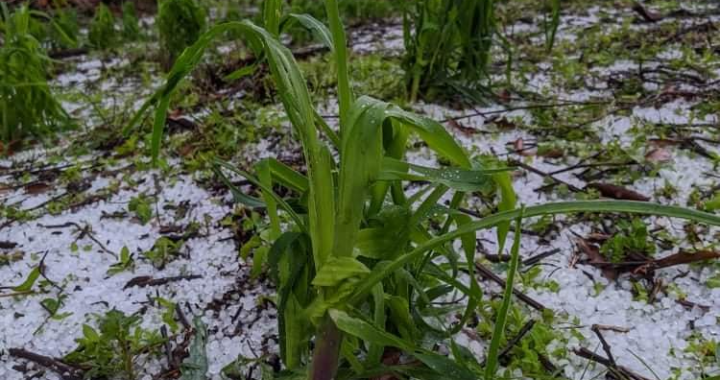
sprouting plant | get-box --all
[65,310,164,380]
[128,195,153,225]
[402,0,498,102]
[143,237,183,268]
[88,3,117,50]
[122,1,141,41]
[107,246,135,275]
[0,4,68,147]
[157,0,206,70]
[125,0,720,378]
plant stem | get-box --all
[324,0,353,131]
[310,315,343,380]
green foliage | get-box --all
[143,237,183,268]
[127,0,720,378]
[290,0,399,23]
[543,0,561,52]
[122,1,141,41]
[89,4,117,49]
[107,246,135,275]
[600,218,656,262]
[157,0,206,69]
[403,0,497,102]
[65,310,164,380]
[0,4,68,146]
[128,195,153,225]
[50,7,79,49]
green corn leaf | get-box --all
[356,206,411,259]
[493,170,517,255]
[332,96,388,258]
[485,210,523,379]
[367,284,386,366]
[262,0,282,36]
[223,64,256,82]
[386,106,471,168]
[282,13,334,51]
[257,160,281,239]
[268,232,305,284]
[215,160,306,232]
[330,310,477,380]
[386,295,417,341]
[312,257,370,287]
[378,157,501,192]
[412,353,478,380]
[264,158,309,193]
[283,293,309,369]
[351,200,720,302]
[329,309,412,351]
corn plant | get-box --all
[122,1,141,41]
[156,0,206,70]
[0,4,68,147]
[544,0,561,52]
[403,0,496,102]
[49,7,79,49]
[88,3,117,49]
[127,0,720,378]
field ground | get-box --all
[2,1,720,379]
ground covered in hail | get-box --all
[2,1,720,380]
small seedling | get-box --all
[143,237,182,268]
[128,195,153,225]
[65,310,164,380]
[107,246,134,275]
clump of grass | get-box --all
[157,0,206,70]
[0,4,68,149]
[89,3,117,49]
[403,0,497,102]
[127,0,720,378]
[122,1,141,41]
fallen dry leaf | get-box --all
[24,182,52,195]
[586,183,650,201]
[576,238,617,280]
[632,2,663,22]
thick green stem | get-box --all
[310,316,343,380]
[324,0,353,131]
